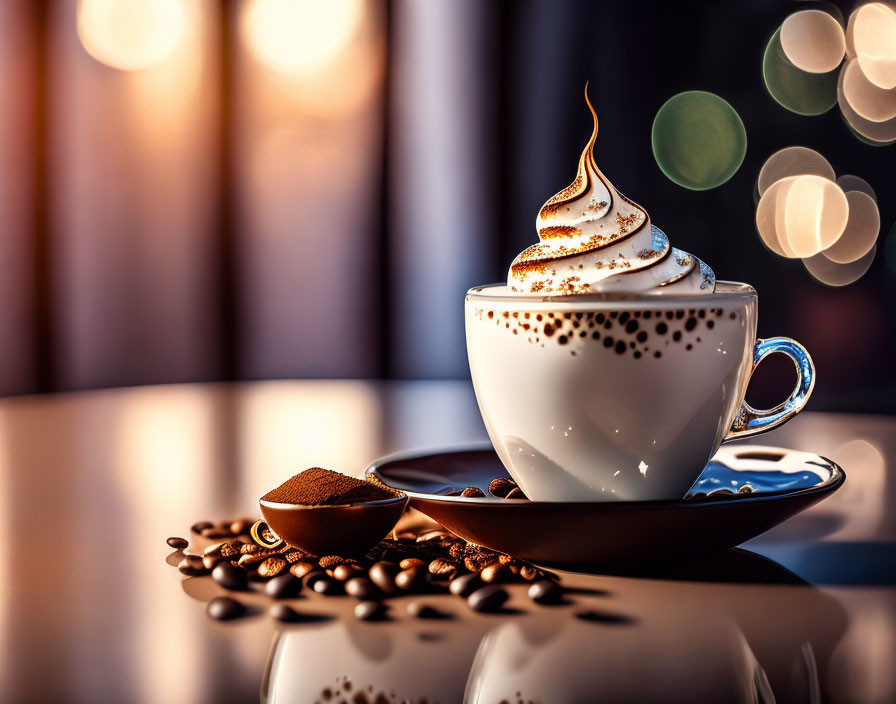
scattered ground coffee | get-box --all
[261,467,394,506]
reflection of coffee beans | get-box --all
[354,600,387,622]
[206,596,246,621]
[212,562,248,591]
[528,579,563,605]
[467,585,509,613]
[265,574,301,599]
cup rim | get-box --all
[466,280,755,307]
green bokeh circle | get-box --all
[651,90,747,191]
[762,27,838,116]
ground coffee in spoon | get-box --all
[262,467,394,506]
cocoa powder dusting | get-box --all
[262,467,394,506]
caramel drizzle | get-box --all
[539,85,603,220]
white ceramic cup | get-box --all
[465,281,814,502]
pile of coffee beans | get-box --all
[167,518,562,622]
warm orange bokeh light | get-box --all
[780,9,845,74]
[850,2,896,90]
[841,54,896,122]
[783,175,850,258]
[838,60,896,144]
[822,190,880,263]
[241,0,363,74]
[804,245,877,286]
[757,146,835,197]
[77,0,186,71]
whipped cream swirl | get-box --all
[508,90,715,296]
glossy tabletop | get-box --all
[2,381,895,703]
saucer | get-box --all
[365,444,844,566]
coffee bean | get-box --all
[203,555,224,571]
[219,541,242,558]
[283,550,308,564]
[368,562,399,595]
[528,579,563,605]
[269,604,303,622]
[178,556,208,576]
[345,577,380,600]
[505,488,528,500]
[229,518,253,535]
[449,573,483,597]
[394,567,430,592]
[258,557,288,578]
[319,555,350,569]
[480,563,509,584]
[312,577,343,596]
[488,477,517,498]
[238,552,271,568]
[399,558,425,570]
[166,537,188,549]
[201,527,232,539]
[212,561,248,591]
[290,562,316,579]
[406,602,446,619]
[203,542,226,557]
[448,542,466,560]
[467,585,509,613]
[354,601,387,622]
[302,570,327,589]
[265,574,302,599]
[333,564,365,581]
[416,530,452,543]
[428,559,458,578]
[461,487,485,497]
[239,543,260,555]
[206,596,246,621]
[191,521,213,534]
[519,565,540,581]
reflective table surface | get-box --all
[2,381,895,703]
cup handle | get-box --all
[250,519,284,550]
[725,337,815,441]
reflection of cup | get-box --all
[464,611,773,704]
[260,619,488,704]
[465,282,814,501]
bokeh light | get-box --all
[837,175,877,202]
[821,191,880,264]
[651,91,746,190]
[241,0,363,74]
[803,245,876,286]
[837,60,896,144]
[841,53,896,122]
[782,175,849,258]
[755,176,799,257]
[780,9,846,74]
[757,146,835,197]
[77,0,186,71]
[763,26,839,115]
[850,2,896,90]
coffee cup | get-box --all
[465,281,814,502]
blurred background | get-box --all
[0,0,894,412]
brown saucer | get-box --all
[365,444,845,566]
[259,494,408,556]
